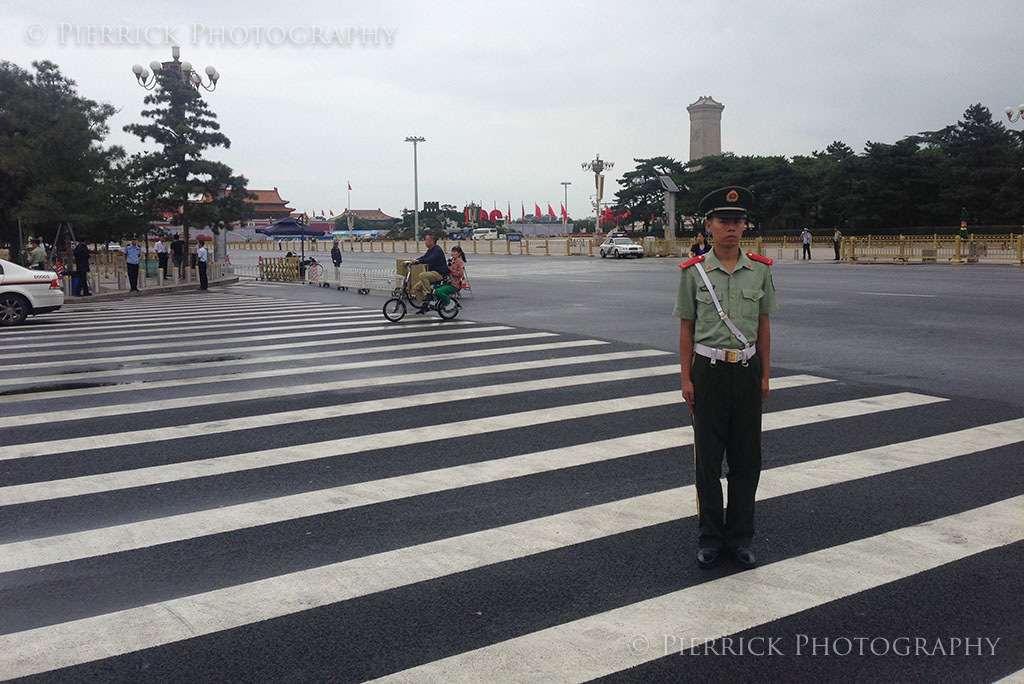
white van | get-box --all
[472,228,499,240]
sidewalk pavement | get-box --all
[66,275,239,302]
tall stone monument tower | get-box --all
[687,96,725,161]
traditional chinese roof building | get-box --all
[246,188,295,220]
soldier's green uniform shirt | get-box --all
[673,250,779,347]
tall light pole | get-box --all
[1006,104,1024,122]
[582,154,613,234]
[560,181,571,228]
[405,136,426,241]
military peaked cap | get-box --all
[698,186,753,219]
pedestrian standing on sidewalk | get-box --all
[331,240,343,267]
[675,186,779,571]
[197,238,209,290]
[170,234,184,277]
[73,240,92,296]
[801,228,812,259]
[832,227,842,261]
[125,237,142,291]
[154,236,169,276]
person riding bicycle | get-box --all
[408,233,449,310]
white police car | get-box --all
[599,237,644,259]
[0,258,65,326]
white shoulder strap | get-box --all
[693,263,750,347]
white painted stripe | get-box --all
[0,318,476,365]
[373,496,1024,684]
[0,332,554,388]
[1,300,362,336]
[2,359,672,458]
[0,339,614,406]
[0,388,935,505]
[7,383,983,577]
[0,311,385,352]
[0,472,1017,679]
[2,348,675,429]
[992,668,1024,684]
[856,291,937,298]
[0,325,516,373]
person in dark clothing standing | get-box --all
[170,234,185,277]
[408,233,448,309]
[73,240,92,296]
[197,238,209,290]
[331,240,343,267]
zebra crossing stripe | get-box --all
[0,325,518,373]
[1,387,978,574]
[371,495,1024,684]
[0,311,386,352]
[0,331,556,389]
[0,386,933,506]
[0,319,474,365]
[2,300,364,336]
[0,358,671,458]
[2,348,679,428]
[0,333,590,404]
[0,436,1018,681]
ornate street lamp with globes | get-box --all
[582,154,613,234]
[1005,104,1024,123]
[132,45,219,91]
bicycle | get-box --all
[383,265,460,322]
[301,257,328,287]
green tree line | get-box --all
[613,105,1024,235]
[0,59,252,262]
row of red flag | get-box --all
[473,203,569,223]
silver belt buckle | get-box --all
[725,349,739,363]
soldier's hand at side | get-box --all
[681,381,695,411]
[761,378,770,403]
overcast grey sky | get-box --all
[4,0,1022,219]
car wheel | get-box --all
[600,250,607,258]
[637,252,643,258]
[616,250,623,259]
[0,293,30,326]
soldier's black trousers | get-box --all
[691,354,763,550]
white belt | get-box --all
[694,343,756,364]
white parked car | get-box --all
[472,228,499,240]
[599,237,644,259]
[0,258,65,326]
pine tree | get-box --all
[124,59,251,251]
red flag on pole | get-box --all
[521,202,525,221]
[508,202,512,224]
[548,203,556,219]
[330,210,334,217]
[561,203,567,219]
[348,182,352,191]
[535,204,542,218]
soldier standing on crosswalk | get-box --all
[674,186,779,570]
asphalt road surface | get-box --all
[1,255,1021,683]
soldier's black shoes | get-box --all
[733,547,758,569]
[696,548,720,568]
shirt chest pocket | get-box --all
[741,288,764,319]
[695,290,721,322]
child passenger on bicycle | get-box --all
[448,246,467,290]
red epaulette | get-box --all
[679,254,705,269]
[747,252,773,265]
